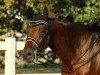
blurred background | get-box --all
[0,0,100,74]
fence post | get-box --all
[5,37,16,75]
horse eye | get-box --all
[41,30,46,34]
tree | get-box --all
[53,0,100,24]
[0,0,100,30]
[0,0,25,32]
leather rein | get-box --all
[62,34,100,73]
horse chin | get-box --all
[25,58,33,63]
[22,49,34,63]
[22,47,43,63]
[22,54,33,63]
[36,48,43,51]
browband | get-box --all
[29,20,49,27]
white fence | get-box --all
[0,37,61,75]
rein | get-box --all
[62,34,100,73]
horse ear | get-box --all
[44,6,48,20]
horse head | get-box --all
[22,20,50,62]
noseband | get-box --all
[26,20,50,50]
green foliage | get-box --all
[0,0,48,32]
[0,0,100,32]
[26,0,38,14]
[54,0,100,24]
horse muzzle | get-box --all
[22,48,36,63]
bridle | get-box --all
[25,19,57,64]
[26,20,50,50]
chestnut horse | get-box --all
[22,19,100,75]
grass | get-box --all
[17,63,61,68]
[0,63,61,74]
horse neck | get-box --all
[48,21,74,58]
[49,21,92,61]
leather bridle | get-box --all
[26,20,50,50]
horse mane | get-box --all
[52,19,100,33]
[53,20,72,26]
[52,20,83,26]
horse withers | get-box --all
[22,19,100,75]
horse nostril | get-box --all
[27,51,32,56]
